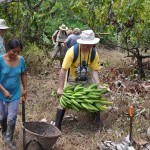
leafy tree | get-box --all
[0,0,87,48]
[71,0,150,78]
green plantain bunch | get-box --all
[59,83,112,112]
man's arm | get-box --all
[57,68,67,96]
[92,70,100,85]
[52,34,56,45]
[92,70,108,89]
[52,30,58,45]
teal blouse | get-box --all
[0,55,26,102]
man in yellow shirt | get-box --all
[55,30,101,130]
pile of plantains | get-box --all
[60,83,113,112]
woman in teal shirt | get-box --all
[0,39,27,149]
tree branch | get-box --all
[105,41,150,59]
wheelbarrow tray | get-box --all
[23,121,61,150]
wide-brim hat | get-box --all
[0,19,9,29]
[59,24,68,31]
[77,30,100,44]
[73,28,81,35]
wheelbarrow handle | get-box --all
[22,95,26,123]
[22,95,26,150]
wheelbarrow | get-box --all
[22,96,61,150]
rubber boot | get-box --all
[0,117,7,139]
[4,120,16,149]
[91,112,103,127]
[55,108,66,130]
[91,112,100,122]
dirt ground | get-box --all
[0,47,149,150]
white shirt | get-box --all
[0,36,6,56]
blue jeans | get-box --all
[0,100,20,122]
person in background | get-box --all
[55,30,101,130]
[0,19,9,56]
[0,39,27,149]
[67,29,73,36]
[51,24,68,64]
[64,28,81,50]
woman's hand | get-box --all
[22,89,27,100]
[4,90,12,99]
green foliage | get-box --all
[71,0,150,48]
[1,0,149,56]
[71,0,150,77]
[22,42,41,55]
[0,0,87,48]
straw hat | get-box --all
[59,24,68,31]
[77,30,100,44]
[0,19,9,29]
[73,28,81,35]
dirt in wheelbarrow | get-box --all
[0,47,149,150]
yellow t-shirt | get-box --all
[62,45,100,78]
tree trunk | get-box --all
[137,57,145,78]
[117,32,121,51]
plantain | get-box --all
[78,95,88,99]
[94,103,108,111]
[62,95,70,101]
[81,103,92,111]
[60,97,67,108]
[89,92,102,96]
[64,92,73,96]
[61,96,71,105]
[73,92,85,97]
[63,92,75,99]
[87,94,100,99]
[83,99,93,104]
[88,99,102,102]
[87,83,98,89]
[86,103,99,111]
[84,89,103,93]
[71,99,83,109]
[63,85,74,92]
[70,103,79,111]
[75,99,85,103]
[73,93,83,97]
[74,87,84,93]
[66,89,74,93]
[100,89,109,94]
[98,100,113,105]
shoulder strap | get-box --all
[54,30,59,42]
[56,30,59,36]
[73,44,96,63]
[90,48,96,63]
[65,31,68,37]
[73,43,79,63]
